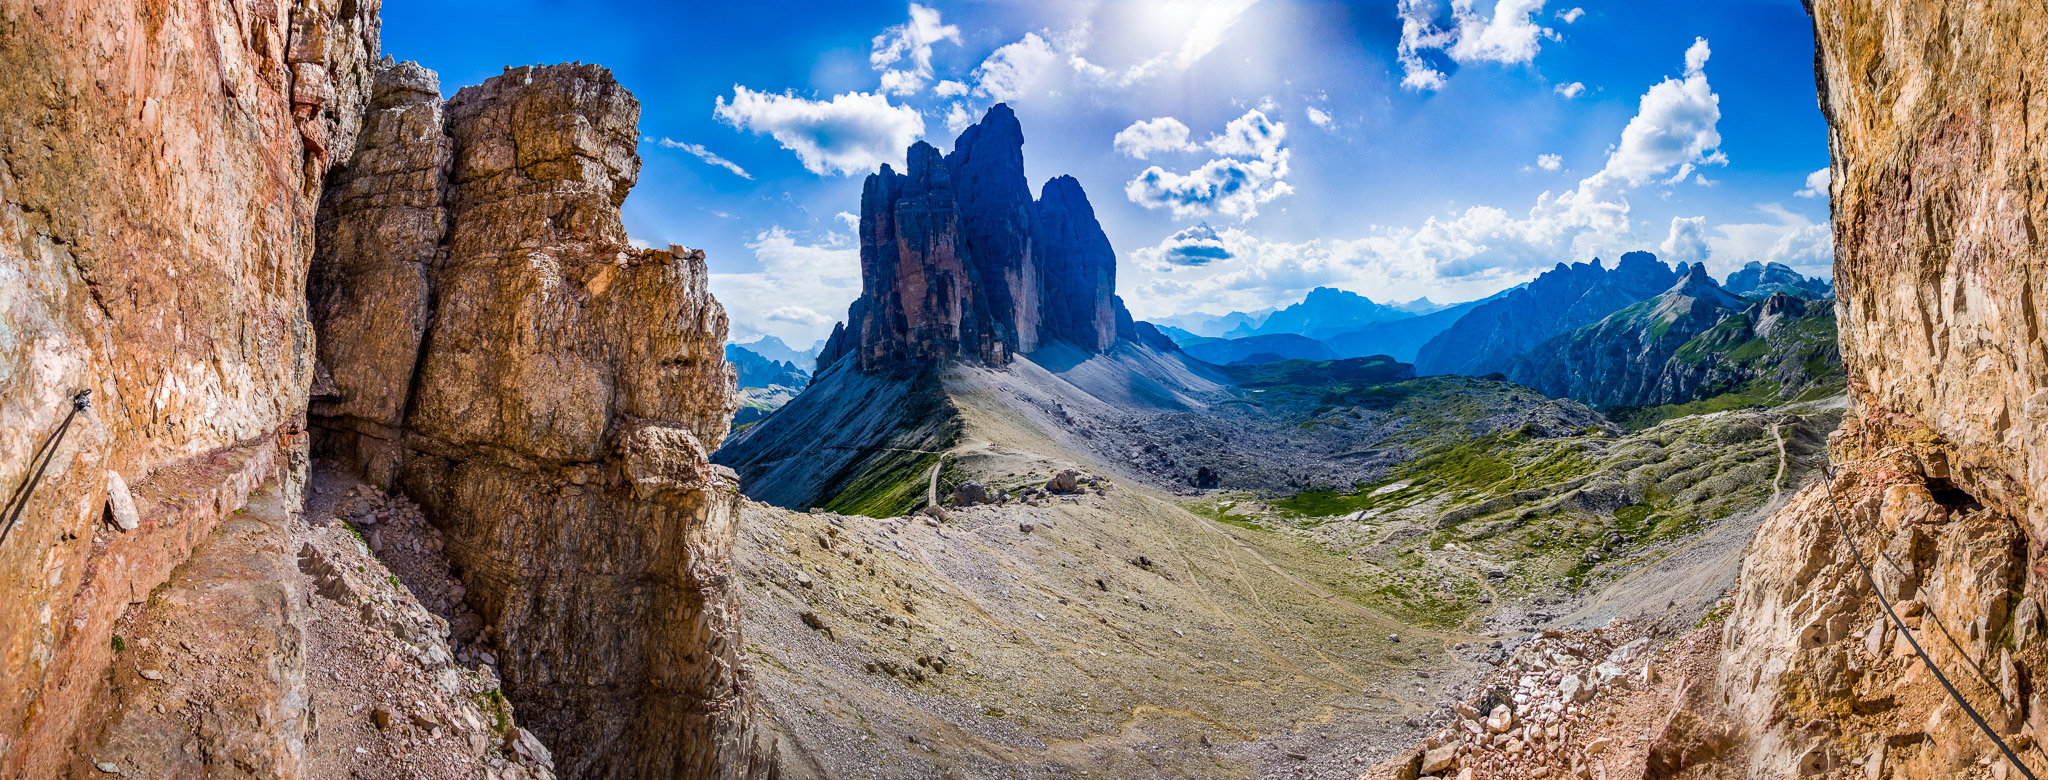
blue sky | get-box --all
[384,0,1830,348]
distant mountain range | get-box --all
[1144,256,1839,415]
[1180,333,1338,366]
[1507,263,1841,419]
[1724,260,1833,298]
[1154,291,1443,340]
[726,343,810,391]
[730,335,820,367]
[1413,251,1683,377]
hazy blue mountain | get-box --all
[1181,333,1340,366]
[1246,287,1408,341]
[1391,297,1451,315]
[1322,296,1490,362]
[1153,309,1275,338]
[726,343,810,390]
[1148,322,1201,344]
[732,335,816,367]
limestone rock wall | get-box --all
[309,59,450,488]
[0,0,378,773]
[1034,175,1120,353]
[819,103,1133,374]
[1680,1,2048,775]
[306,62,772,779]
[1816,0,2048,537]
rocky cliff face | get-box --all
[1660,2,2048,775]
[816,104,1133,373]
[307,62,773,779]
[0,0,379,773]
[1507,264,1842,413]
[1414,251,1680,377]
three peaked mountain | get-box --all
[813,104,1162,374]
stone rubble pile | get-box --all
[1385,620,1655,780]
[300,473,557,780]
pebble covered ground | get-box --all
[1361,616,1730,780]
[290,464,556,779]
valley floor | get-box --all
[729,348,1847,779]
[737,469,1475,779]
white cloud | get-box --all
[765,306,832,327]
[870,3,960,96]
[1125,155,1294,221]
[1765,222,1833,268]
[1701,204,1834,279]
[1172,0,1264,69]
[714,86,925,176]
[712,227,862,345]
[1204,109,1285,158]
[1536,153,1562,171]
[1068,0,1263,87]
[1556,7,1584,23]
[1305,106,1334,128]
[1660,216,1710,265]
[1396,0,1454,91]
[1447,0,1555,64]
[973,32,1057,101]
[1123,37,1729,314]
[1398,0,1560,92]
[1554,81,1585,98]
[1684,36,1712,74]
[932,80,970,98]
[1113,117,1200,159]
[1795,167,1830,198]
[1597,38,1723,187]
[1125,110,1292,221]
[943,102,976,133]
[654,138,753,180]
[1134,224,1235,269]
[835,211,859,231]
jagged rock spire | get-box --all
[818,104,1134,374]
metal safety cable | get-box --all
[0,390,92,550]
[1816,460,2036,780]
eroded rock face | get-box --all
[308,63,771,778]
[1680,2,2048,775]
[310,59,451,488]
[0,0,378,773]
[1033,175,1119,353]
[818,104,1134,374]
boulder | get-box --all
[952,481,991,507]
[105,471,140,532]
[1421,744,1459,774]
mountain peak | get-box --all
[817,105,1135,373]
